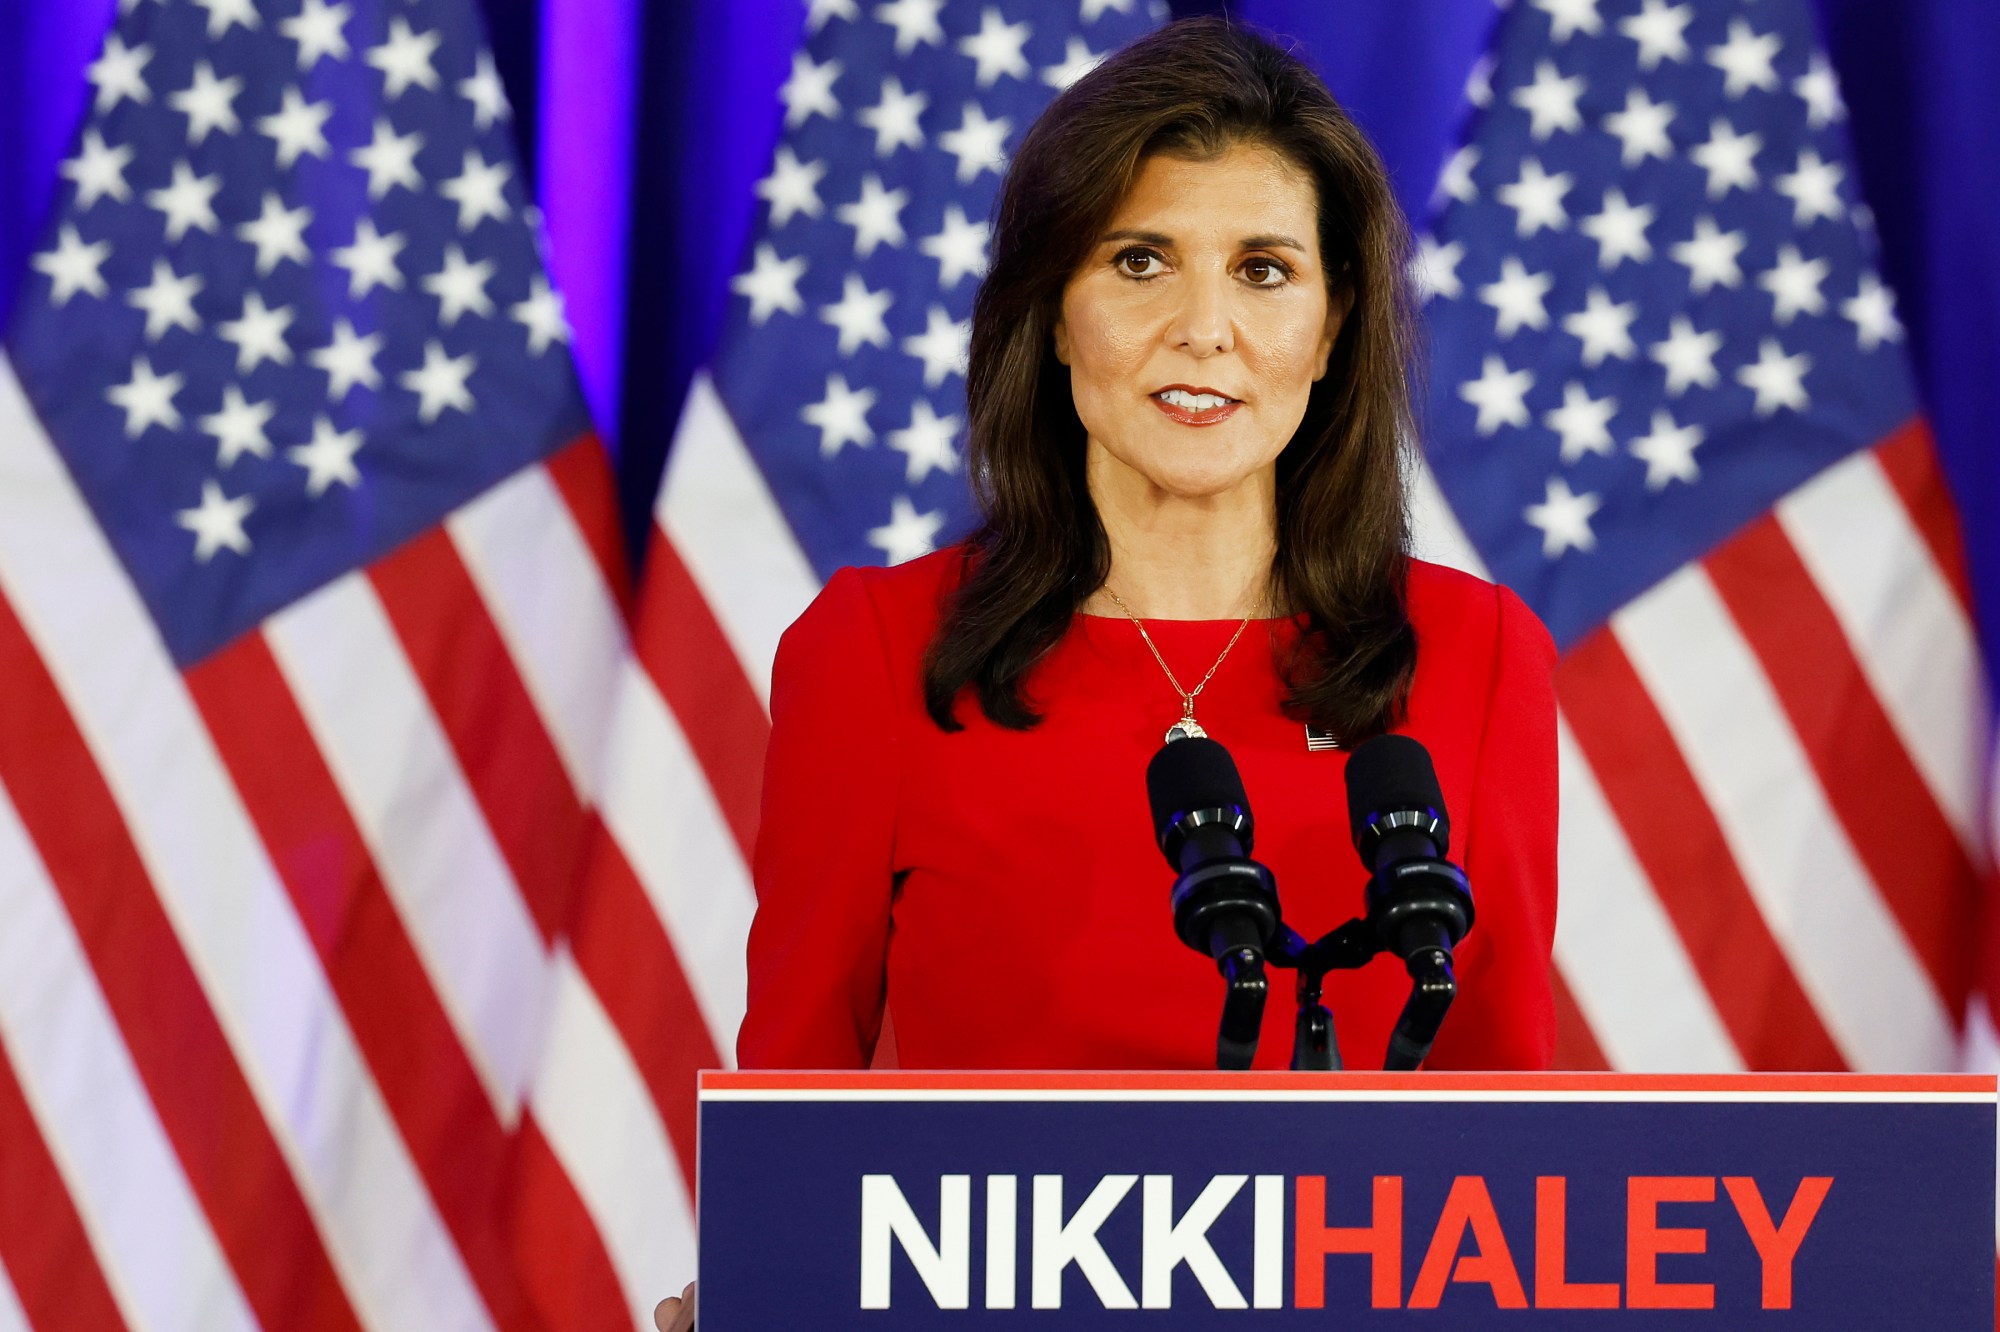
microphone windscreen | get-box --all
[1146,737,1249,841]
[1343,734,1446,850]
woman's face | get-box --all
[1053,142,1345,506]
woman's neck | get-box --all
[1084,451,1279,620]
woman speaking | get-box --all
[737,13,1557,1075]
[658,14,1559,1327]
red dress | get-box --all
[737,548,1559,1072]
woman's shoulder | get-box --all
[1406,556,1495,612]
[834,544,966,610]
[782,545,966,672]
[1405,558,1555,663]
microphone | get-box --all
[1342,734,1474,1069]
[1146,737,1280,1068]
[1147,737,1281,962]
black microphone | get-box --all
[1344,732,1452,865]
[1147,737,1281,961]
[1342,734,1474,1069]
[1146,737,1280,1068]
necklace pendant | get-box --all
[1166,714,1207,743]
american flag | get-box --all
[0,0,661,1326]
[1409,0,1988,1078]
[486,0,1161,1323]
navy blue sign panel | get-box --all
[699,1072,1995,1328]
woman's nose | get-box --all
[1167,270,1234,357]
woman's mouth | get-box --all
[1151,387,1242,426]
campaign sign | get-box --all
[697,1072,1995,1328]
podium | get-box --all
[698,1071,1995,1327]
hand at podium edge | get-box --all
[654,1281,695,1331]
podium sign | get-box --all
[698,1072,1995,1327]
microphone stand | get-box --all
[1385,942,1456,1071]
[1266,920,1375,1071]
[1236,913,1458,1072]
[1213,944,1268,1071]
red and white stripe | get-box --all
[0,777,257,1332]
[0,1265,28,1332]
[1411,420,1988,1077]
[0,334,740,1329]
[512,370,819,1320]
[658,373,822,707]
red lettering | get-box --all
[1408,1176,1528,1309]
[1723,1176,1833,1309]
[1627,1176,1714,1309]
[1294,1175,1402,1309]
[1534,1177,1619,1308]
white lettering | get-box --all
[1254,1174,1285,1308]
[1032,1174,1138,1309]
[1142,1174,1248,1308]
[985,1175,1017,1309]
[859,1174,970,1309]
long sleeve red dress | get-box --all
[737,547,1559,1072]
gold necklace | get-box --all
[1102,587,1259,744]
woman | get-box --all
[658,14,1557,1328]
[736,14,1556,1073]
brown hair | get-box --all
[922,15,1418,741]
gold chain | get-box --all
[1102,587,1257,724]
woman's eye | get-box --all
[1115,249,1163,278]
[1242,258,1291,286]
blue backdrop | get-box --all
[2,0,1994,675]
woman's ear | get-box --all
[1052,313,1071,366]
[1314,284,1355,381]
